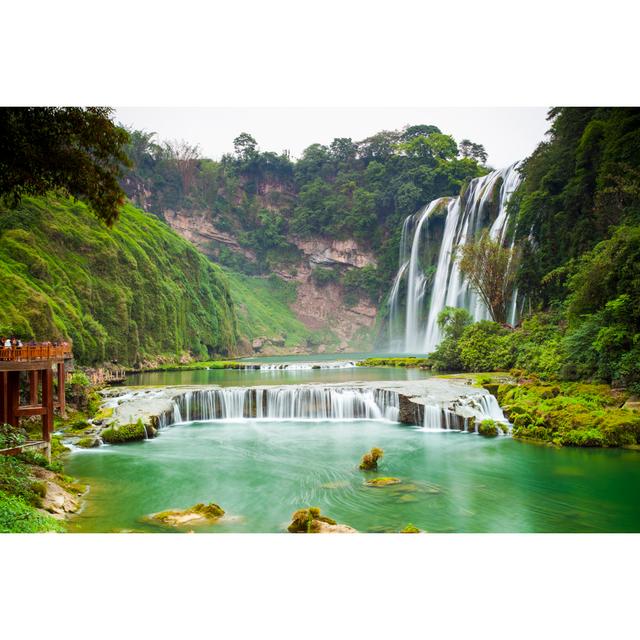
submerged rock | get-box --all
[359,447,384,470]
[365,477,401,487]
[288,507,356,533]
[149,502,225,527]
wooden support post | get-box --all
[7,371,20,428]
[29,370,39,405]
[41,367,54,460]
[57,361,66,418]
[0,371,7,424]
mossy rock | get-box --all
[101,420,147,444]
[365,477,401,487]
[76,436,101,448]
[150,502,225,527]
[94,407,114,421]
[287,507,356,533]
[482,382,500,397]
[478,419,498,437]
[359,447,384,470]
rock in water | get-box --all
[359,447,384,470]
[365,477,402,487]
[149,502,225,527]
[288,507,356,533]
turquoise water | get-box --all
[125,360,431,388]
[66,418,640,533]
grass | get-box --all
[224,271,334,348]
[0,196,237,365]
[357,357,431,368]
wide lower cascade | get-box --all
[162,386,400,424]
[387,162,523,352]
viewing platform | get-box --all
[0,342,73,458]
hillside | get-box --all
[0,196,238,365]
[121,126,489,348]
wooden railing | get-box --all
[0,344,73,362]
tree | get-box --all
[0,107,130,225]
[233,132,258,161]
[458,139,488,164]
[457,230,521,324]
[163,139,200,194]
[329,137,358,163]
[400,124,441,141]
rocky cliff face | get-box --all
[162,209,378,351]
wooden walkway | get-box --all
[0,343,73,459]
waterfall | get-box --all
[387,162,522,352]
[422,404,465,431]
[256,361,356,371]
[161,386,403,424]
[456,393,510,429]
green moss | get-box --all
[101,419,146,444]
[0,196,237,365]
[357,357,431,369]
[478,419,498,437]
[365,477,401,487]
[400,523,421,533]
[93,407,113,421]
[76,437,99,448]
[192,502,225,518]
[287,507,337,533]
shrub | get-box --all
[458,321,513,372]
[478,419,498,437]
[0,423,28,450]
[0,491,64,533]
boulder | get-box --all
[287,507,356,533]
[359,447,383,470]
[365,477,401,487]
[149,502,225,527]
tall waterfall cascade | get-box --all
[388,162,523,353]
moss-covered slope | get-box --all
[0,196,238,364]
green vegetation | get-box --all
[0,453,64,533]
[357,357,431,368]
[359,447,384,470]
[101,419,147,444]
[458,229,521,324]
[488,382,640,447]
[510,108,640,395]
[224,271,334,348]
[478,419,499,437]
[123,124,489,299]
[0,196,237,365]
[400,523,421,533]
[0,107,130,226]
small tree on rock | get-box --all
[457,230,521,325]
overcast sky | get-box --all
[115,107,550,169]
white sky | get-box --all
[115,107,550,169]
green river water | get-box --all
[66,355,640,533]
